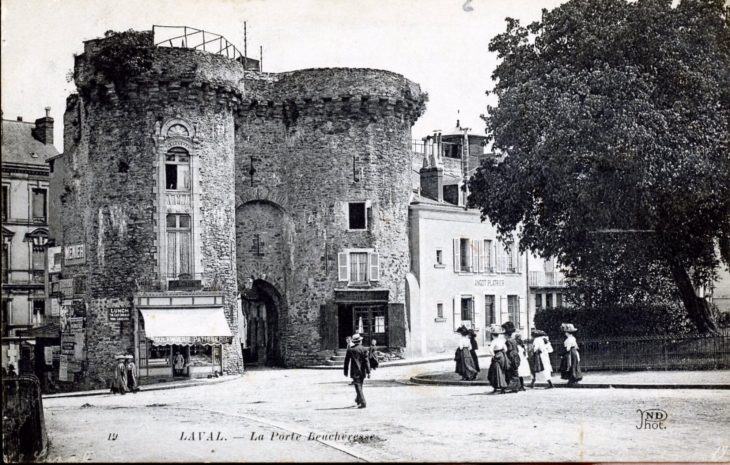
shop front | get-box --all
[134,292,232,379]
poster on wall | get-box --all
[61,332,75,356]
[69,317,84,332]
[58,355,68,381]
[48,246,62,274]
[109,307,131,322]
[59,279,74,298]
[50,298,61,317]
[51,345,61,361]
[44,346,54,365]
[74,332,85,360]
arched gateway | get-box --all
[241,279,286,366]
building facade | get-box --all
[1,110,58,372]
[407,125,529,357]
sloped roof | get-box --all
[1,119,59,165]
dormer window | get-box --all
[165,147,190,191]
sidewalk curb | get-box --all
[42,375,241,399]
[305,353,491,370]
[409,375,730,390]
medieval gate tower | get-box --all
[51,29,425,389]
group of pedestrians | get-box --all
[467,321,583,394]
[110,354,140,395]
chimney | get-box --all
[34,107,54,145]
[419,136,444,204]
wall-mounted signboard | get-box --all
[109,307,131,322]
[64,243,86,266]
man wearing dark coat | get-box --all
[343,333,370,408]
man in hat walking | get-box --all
[343,333,370,408]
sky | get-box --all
[1,0,567,152]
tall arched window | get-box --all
[167,214,191,277]
[165,147,190,191]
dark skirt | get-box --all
[504,340,520,383]
[456,347,478,379]
[470,349,481,372]
[560,348,583,382]
[487,350,508,389]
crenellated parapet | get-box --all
[238,68,427,124]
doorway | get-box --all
[243,280,285,367]
[338,305,388,348]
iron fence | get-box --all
[153,25,249,63]
[545,333,730,371]
[2,375,47,462]
[135,273,223,292]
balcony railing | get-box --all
[529,271,565,287]
[135,273,223,292]
[3,270,45,285]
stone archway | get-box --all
[242,280,285,367]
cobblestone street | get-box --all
[42,362,730,462]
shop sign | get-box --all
[51,346,61,361]
[59,355,68,381]
[150,336,232,345]
[74,333,85,360]
[69,317,84,332]
[168,279,202,291]
[59,279,74,298]
[64,243,86,265]
[474,278,505,288]
[61,332,76,355]
[48,246,63,273]
[50,298,61,317]
[109,307,131,322]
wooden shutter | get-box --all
[518,296,525,329]
[320,302,339,349]
[500,295,508,325]
[472,296,481,332]
[338,252,349,281]
[369,252,380,281]
[478,240,485,273]
[514,244,521,273]
[388,303,406,347]
[470,239,478,273]
[453,295,462,330]
[453,238,461,273]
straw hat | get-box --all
[488,324,505,334]
[351,333,362,343]
[561,323,577,333]
[114,355,126,360]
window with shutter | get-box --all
[453,295,462,331]
[471,238,479,273]
[369,252,380,281]
[460,238,471,272]
[484,295,495,326]
[483,240,493,272]
[453,238,461,273]
[473,296,481,332]
[507,295,519,326]
[338,253,349,281]
[500,295,508,323]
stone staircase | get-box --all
[323,349,348,366]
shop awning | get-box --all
[140,308,233,346]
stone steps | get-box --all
[325,349,348,366]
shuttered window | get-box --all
[508,295,519,327]
[337,251,380,283]
[166,214,191,277]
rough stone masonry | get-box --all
[50,29,426,390]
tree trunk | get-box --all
[669,261,719,334]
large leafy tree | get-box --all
[469,0,730,333]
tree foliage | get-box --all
[90,29,154,85]
[469,0,730,332]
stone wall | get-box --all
[53,34,245,390]
[235,69,426,366]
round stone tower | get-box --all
[56,30,244,389]
[235,68,426,367]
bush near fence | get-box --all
[533,305,730,371]
[534,304,697,342]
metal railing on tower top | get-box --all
[152,25,253,65]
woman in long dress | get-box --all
[467,329,481,374]
[455,326,478,380]
[486,324,508,394]
[501,321,520,389]
[110,355,128,395]
[530,330,554,389]
[514,334,531,392]
[125,355,140,393]
[559,323,583,386]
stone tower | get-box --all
[235,69,426,366]
[53,31,244,389]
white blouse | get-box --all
[458,336,471,350]
[490,334,506,352]
[564,334,578,350]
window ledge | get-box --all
[433,264,446,269]
[347,283,371,289]
[434,318,447,323]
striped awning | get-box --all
[140,308,233,346]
